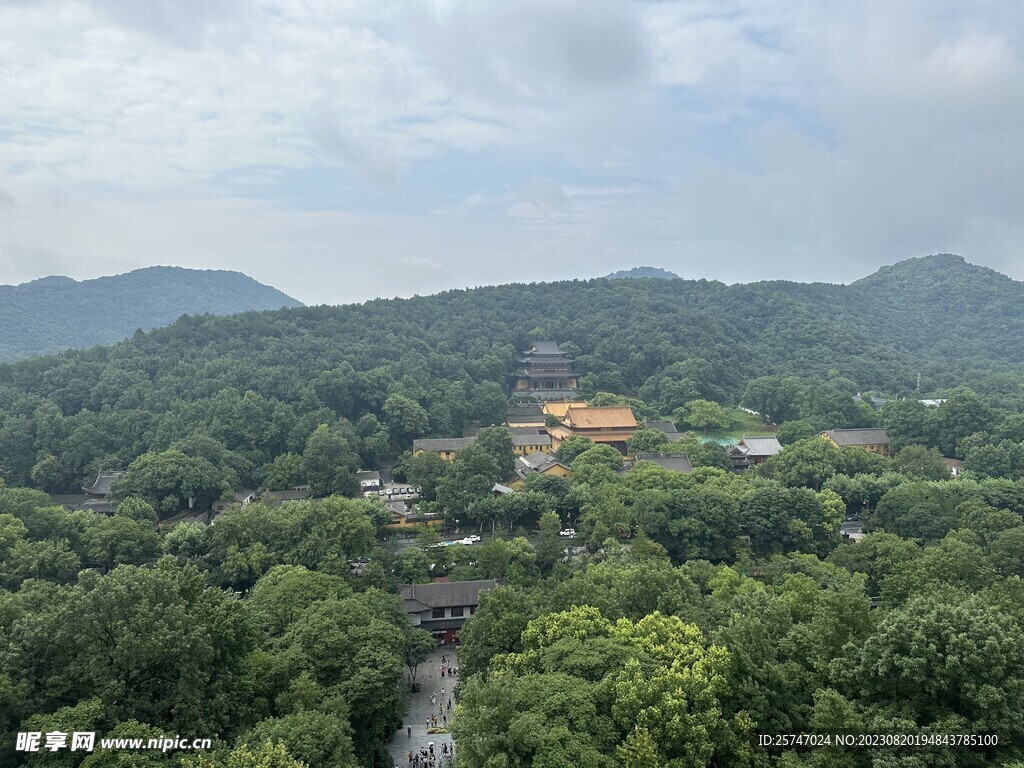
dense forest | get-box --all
[0,254,1023,766]
[0,267,301,362]
[0,254,1023,498]
[3,434,1024,765]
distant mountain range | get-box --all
[0,267,302,361]
[2,254,1020,381]
[606,266,680,280]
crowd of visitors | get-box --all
[401,741,454,767]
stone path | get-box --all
[387,646,458,767]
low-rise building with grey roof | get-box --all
[728,435,784,470]
[413,432,552,461]
[84,470,125,498]
[412,437,477,460]
[507,404,546,425]
[511,432,552,455]
[821,428,891,456]
[212,489,258,513]
[508,425,547,435]
[514,451,573,482]
[76,498,116,515]
[398,579,501,643]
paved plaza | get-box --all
[387,646,458,767]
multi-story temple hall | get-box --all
[512,340,578,399]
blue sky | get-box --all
[1,0,1023,304]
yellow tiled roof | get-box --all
[542,400,587,419]
[565,406,637,429]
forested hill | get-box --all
[0,253,1022,492]
[717,253,1024,368]
[847,253,1024,360]
[0,266,302,361]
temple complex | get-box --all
[512,340,578,399]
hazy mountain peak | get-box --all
[605,266,680,280]
[22,275,77,287]
[852,253,1012,287]
[0,266,302,362]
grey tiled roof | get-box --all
[49,494,88,508]
[84,470,125,497]
[512,404,544,413]
[524,340,564,355]
[76,498,116,514]
[512,433,551,447]
[736,436,783,457]
[518,452,568,473]
[413,437,476,452]
[634,453,693,473]
[398,579,501,610]
[823,428,890,446]
[645,420,680,435]
[509,426,547,435]
[520,452,552,469]
[509,404,545,420]
[413,434,550,452]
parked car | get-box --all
[559,528,576,537]
[415,486,423,494]
[467,534,482,543]
[377,490,387,496]
[457,537,475,545]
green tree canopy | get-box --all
[435,444,500,515]
[775,420,817,445]
[673,399,733,433]
[113,450,232,516]
[406,450,449,501]
[892,444,952,480]
[556,435,595,464]
[474,426,517,479]
[625,427,670,455]
[259,453,305,491]
[302,425,358,498]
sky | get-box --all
[1,0,1023,305]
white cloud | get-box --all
[1,0,1023,300]
[432,192,485,215]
